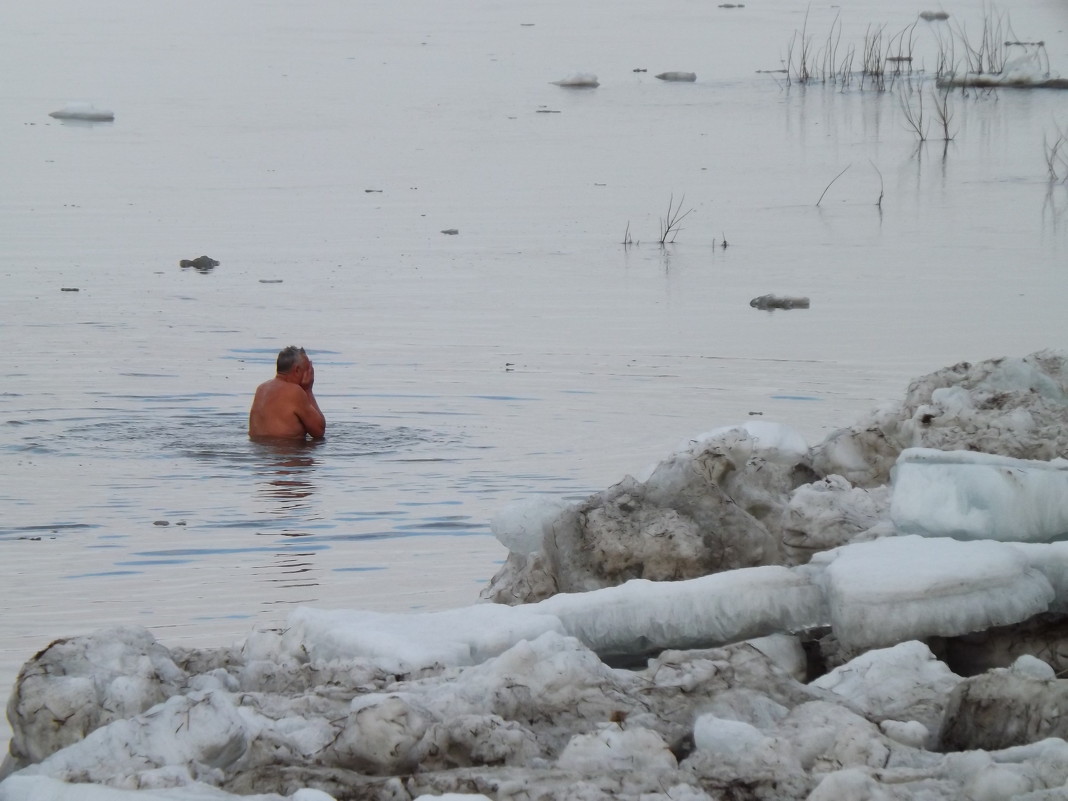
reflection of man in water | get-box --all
[248,346,326,440]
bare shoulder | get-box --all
[257,377,300,397]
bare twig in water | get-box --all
[869,159,884,207]
[821,11,842,83]
[1045,124,1068,182]
[784,5,813,85]
[949,7,1008,79]
[658,194,693,244]
[816,164,852,206]
[933,88,955,140]
[899,86,928,141]
[622,221,634,247]
[861,23,886,90]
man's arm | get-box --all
[296,364,325,438]
[298,388,326,439]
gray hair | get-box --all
[276,346,307,374]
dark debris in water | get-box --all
[179,255,219,272]
[749,294,810,310]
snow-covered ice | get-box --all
[655,71,697,82]
[47,102,115,121]
[550,73,599,87]
[4,350,1068,800]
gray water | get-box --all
[2,0,1067,748]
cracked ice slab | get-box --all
[890,448,1068,542]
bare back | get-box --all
[248,377,325,439]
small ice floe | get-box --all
[749,294,810,310]
[919,10,950,21]
[656,71,697,82]
[938,41,1066,88]
[48,102,115,122]
[551,73,599,88]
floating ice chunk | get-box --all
[285,604,564,672]
[812,535,1055,651]
[491,496,570,554]
[551,73,599,87]
[890,448,1068,542]
[48,102,115,121]
[656,71,697,82]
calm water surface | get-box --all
[2,0,1067,748]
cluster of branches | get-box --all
[781,5,1051,94]
[899,85,955,142]
[783,11,919,91]
[622,194,694,247]
[621,195,731,249]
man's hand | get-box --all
[301,361,315,392]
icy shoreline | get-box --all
[4,350,1068,801]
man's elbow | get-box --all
[307,419,326,439]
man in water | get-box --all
[248,346,326,439]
